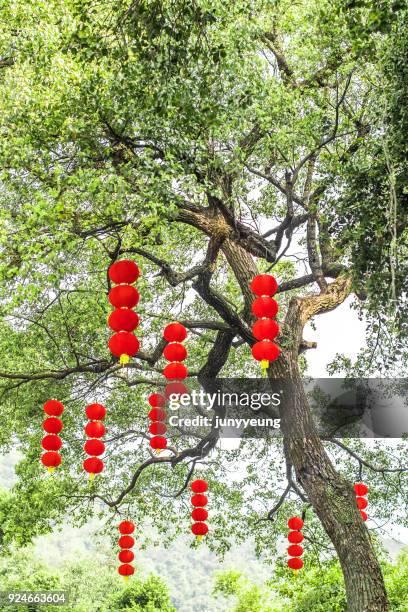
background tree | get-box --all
[0,1,407,611]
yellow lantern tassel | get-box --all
[47,467,55,473]
[120,354,130,366]
[260,359,269,376]
[155,449,162,455]
[196,535,203,542]
[292,570,298,578]
[123,576,129,583]
[89,472,95,482]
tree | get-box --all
[0,1,407,611]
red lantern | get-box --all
[251,296,279,318]
[251,340,280,370]
[85,421,105,438]
[356,496,368,510]
[41,435,62,452]
[148,394,166,408]
[163,322,187,342]
[191,479,208,493]
[83,457,104,476]
[288,531,304,544]
[163,362,188,380]
[191,508,208,521]
[252,318,279,341]
[43,417,63,434]
[191,522,209,536]
[163,342,187,362]
[288,558,304,570]
[288,544,304,557]
[119,535,135,549]
[108,309,140,332]
[250,274,278,297]
[118,564,135,577]
[41,451,61,471]
[108,285,139,309]
[119,521,135,534]
[149,422,167,435]
[43,399,64,417]
[191,494,208,507]
[84,439,105,456]
[86,404,106,420]
[148,408,167,422]
[165,382,188,398]
[287,517,304,530]
[360,510,368,521]
[109,260,140,285]
[118,550,134,563]
[149,436,167,450]
[108,331,140,364]
[354,483,369,496]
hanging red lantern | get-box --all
[287,516,304,572]
[191,479,208,493]
[109,260,140,285]
[149,422,167,435]
[117,521,135,580]
[148,407,167,421]
[43,417,63,434]
[287,517,304,530]
[41,451,61,472]
[108,308,140,332]
[191,522,209,537]
[119,535,135,549]
[163,362,188,380]
[356,496,368,510]
[108,331,140,365]
[148,394,166,407]
[251,340,280,370]
[83,457,104,476]
[84,421,105,438]
[86,403,106,420]
[250,274,278,297]
[119,521,135,534]
[191,508,208,521]
[165,382,188,398]
[354,483,369,496]
[163,322,187,342]
[163,342,187,362]
[191,480,209,541]
[41,435,62,452]
[287,531,304,544]
[149,436,167,450]
[119,550,134,563]
[252,318,280,341]
[354,482,369,521]
[191,494,208,507]
[43,399,64,417]
[287,544,304,557]
[288,558,304,570]
[118,564,135,578]
[108,285,139,309]
[251,296,279,318]
[84,439,105,456]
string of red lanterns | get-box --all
[191,479,209,542]
[83,403,106,480]
[287,516,304,572]
[41,400,64,472]
[118,520,135,581]
[250,274,280,372]
[354,482,369,521]
[108,259,141,366]
[148,393,167,453]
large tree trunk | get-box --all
[220,239,389,610]
[267,288,389,612]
